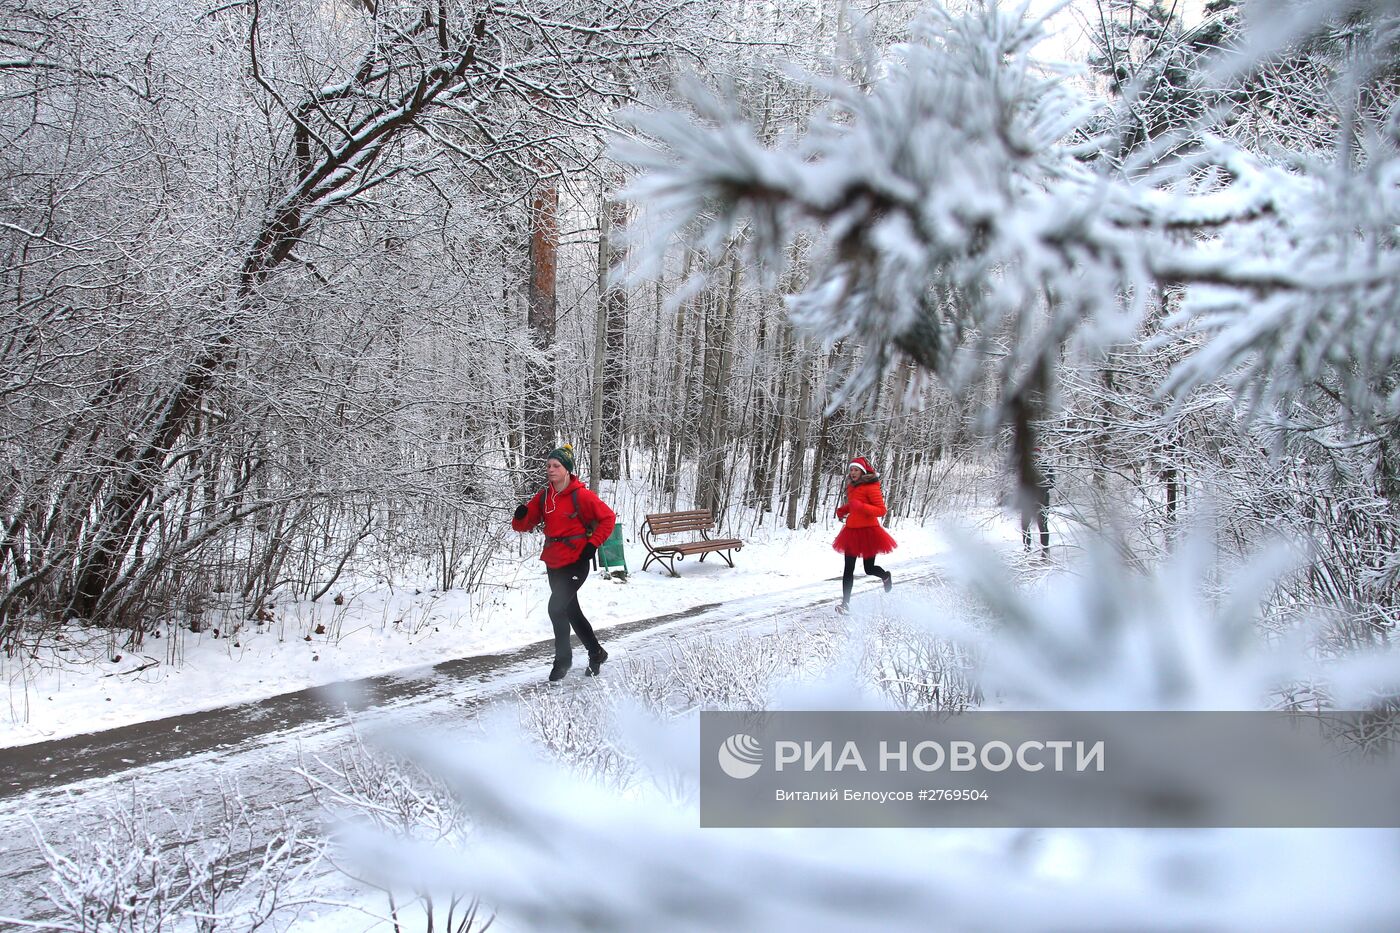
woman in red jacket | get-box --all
[833,456,896,613]
[511,445,617,681]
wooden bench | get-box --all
[640,509,744,577]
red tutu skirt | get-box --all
[833,524,897,558]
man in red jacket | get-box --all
[512,445,617,681]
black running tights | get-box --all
[546,558,602,665]
[842,555,887,606]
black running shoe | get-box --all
[548,662,570,682]
[585,648,609,676]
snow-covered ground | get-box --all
[1,510,1019,749]
[7,502,1400,933]
[0,506,1031,933]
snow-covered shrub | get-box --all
[22,783,313,932]
[296,729,488,932]
[859,610,981,712]
[662,628,834,709]
[513,679,635,789]
[506,620,850,787]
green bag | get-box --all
[597,525,628,578]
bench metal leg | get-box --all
[643,550,680,577]
[698,549,737,568]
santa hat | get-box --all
[849,457,874,475]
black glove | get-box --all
[513,503,528,522]
[581,542,598,563]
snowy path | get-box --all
[0,560,947,924]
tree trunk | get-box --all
[601,198,627,481]
[589,197,610,490]
[525,171,559,490]
[785,347,813,530]
[751,299,787,514]
[695,248,739,517]
[804,396,833,528]
[661,251,694,501]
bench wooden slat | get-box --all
[649,523,713,536]
[657,539,743,555]
[644,514,714,533]
[640,509,744,577]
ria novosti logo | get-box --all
[718,733,763,779]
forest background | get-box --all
[1,0,1396,713]
[4,0,1400,928]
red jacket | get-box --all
[512,476,617,568]
[835,476,887,528]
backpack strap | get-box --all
[573,488,599,539]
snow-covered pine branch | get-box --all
[617,3,1152,412]
[614,0,1399,434]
